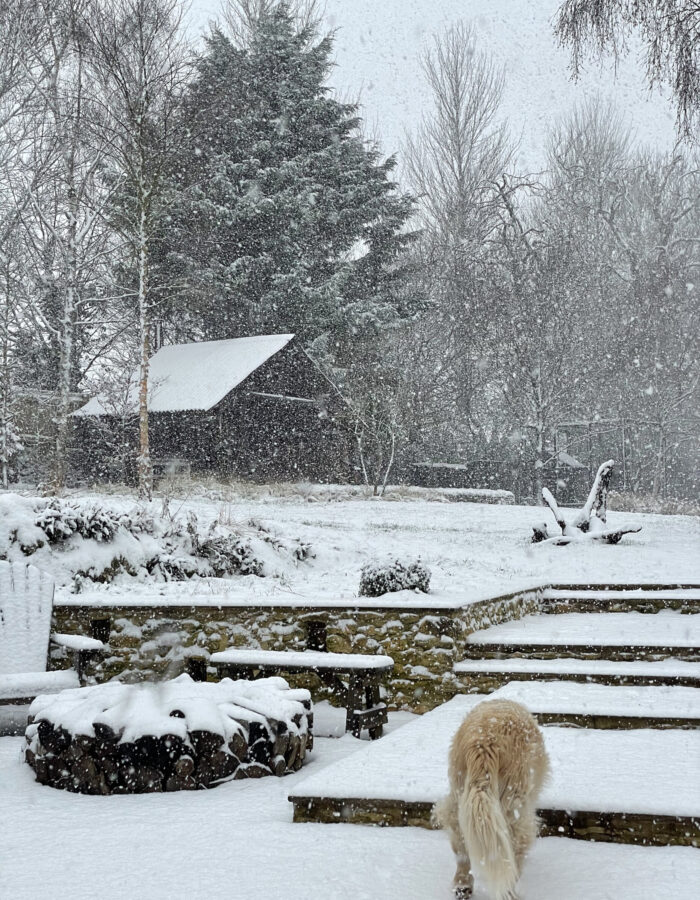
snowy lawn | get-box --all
[37,489,700,606]
[1,719,699,900]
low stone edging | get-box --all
[289,796,700,847]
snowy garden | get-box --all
[1,0,700,898]
[1,484,699,899]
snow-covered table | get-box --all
[289,695,700,845]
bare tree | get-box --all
[404,22,513,244]
[87,0,189,499]
[8,0,119,493]
[555,0,700,138]
[486,172,593,502]
[402,22,514,463]
[612,150,700,496]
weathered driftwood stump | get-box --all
[24,674,312,794]
[532,459,642,545]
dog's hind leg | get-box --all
[434,794,474,897]
[509,803,539,886]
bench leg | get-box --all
[345,675,387,739]
[346,674,365,739]
[366,680,383,739]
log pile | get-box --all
[24,674,312,794]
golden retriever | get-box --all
[433,699,549,900]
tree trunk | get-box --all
[137,196,152,500]
[52,176,79,495]
[0,266,11,490]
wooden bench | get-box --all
[0,562,105,730]
[208,649,394,739]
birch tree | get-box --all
[87,0,189,499]
[8,0,117,492]
[555,0,700,138]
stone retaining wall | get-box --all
[51,589,542,713]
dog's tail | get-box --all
[459,760,517,900]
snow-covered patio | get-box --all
[2,491,700,897]
[290,697,700,835]
[1,716,699,900]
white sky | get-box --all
[186,0,677,173]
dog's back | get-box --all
[435,699,549,900]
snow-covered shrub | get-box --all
[35,499,127,544]
[0,493,312,588]
[35,500,80,543]
[198,532,264,578]
[248,518,314,563]
[359,558,431,597]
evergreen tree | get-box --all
[157,3,418,353]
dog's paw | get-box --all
[453,888,472,900]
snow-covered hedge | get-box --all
[25,674,312,793]
[0,493,313,588]
[359,558,431,597]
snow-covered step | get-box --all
[290,696,700,846]
[543,587,700,614]
[488,681,700,728]
[452,656,700,689]
[463,612,700,661]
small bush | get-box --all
[359,558,431,597]
[198,532,264,578]
[34,500,127,544]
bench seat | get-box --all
[210,649,394,672]
[209,649,394,739]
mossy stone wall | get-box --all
[51,589,542,713]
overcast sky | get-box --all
[187,0,677,173]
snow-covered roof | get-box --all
[75,334,294,416]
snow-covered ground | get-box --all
[2,718,699,900]
[2,488,699,897]
[33,487,700,605]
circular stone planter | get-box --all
[24,674,312,794]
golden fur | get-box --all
[433,699,549,900]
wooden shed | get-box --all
[72,334,347,483]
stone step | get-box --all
[289,696,700,846]
[543,586,700,614]
[464,612,700,662]
[452,657,700,690]
[461,643,699,662]
[488,680,700,729]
